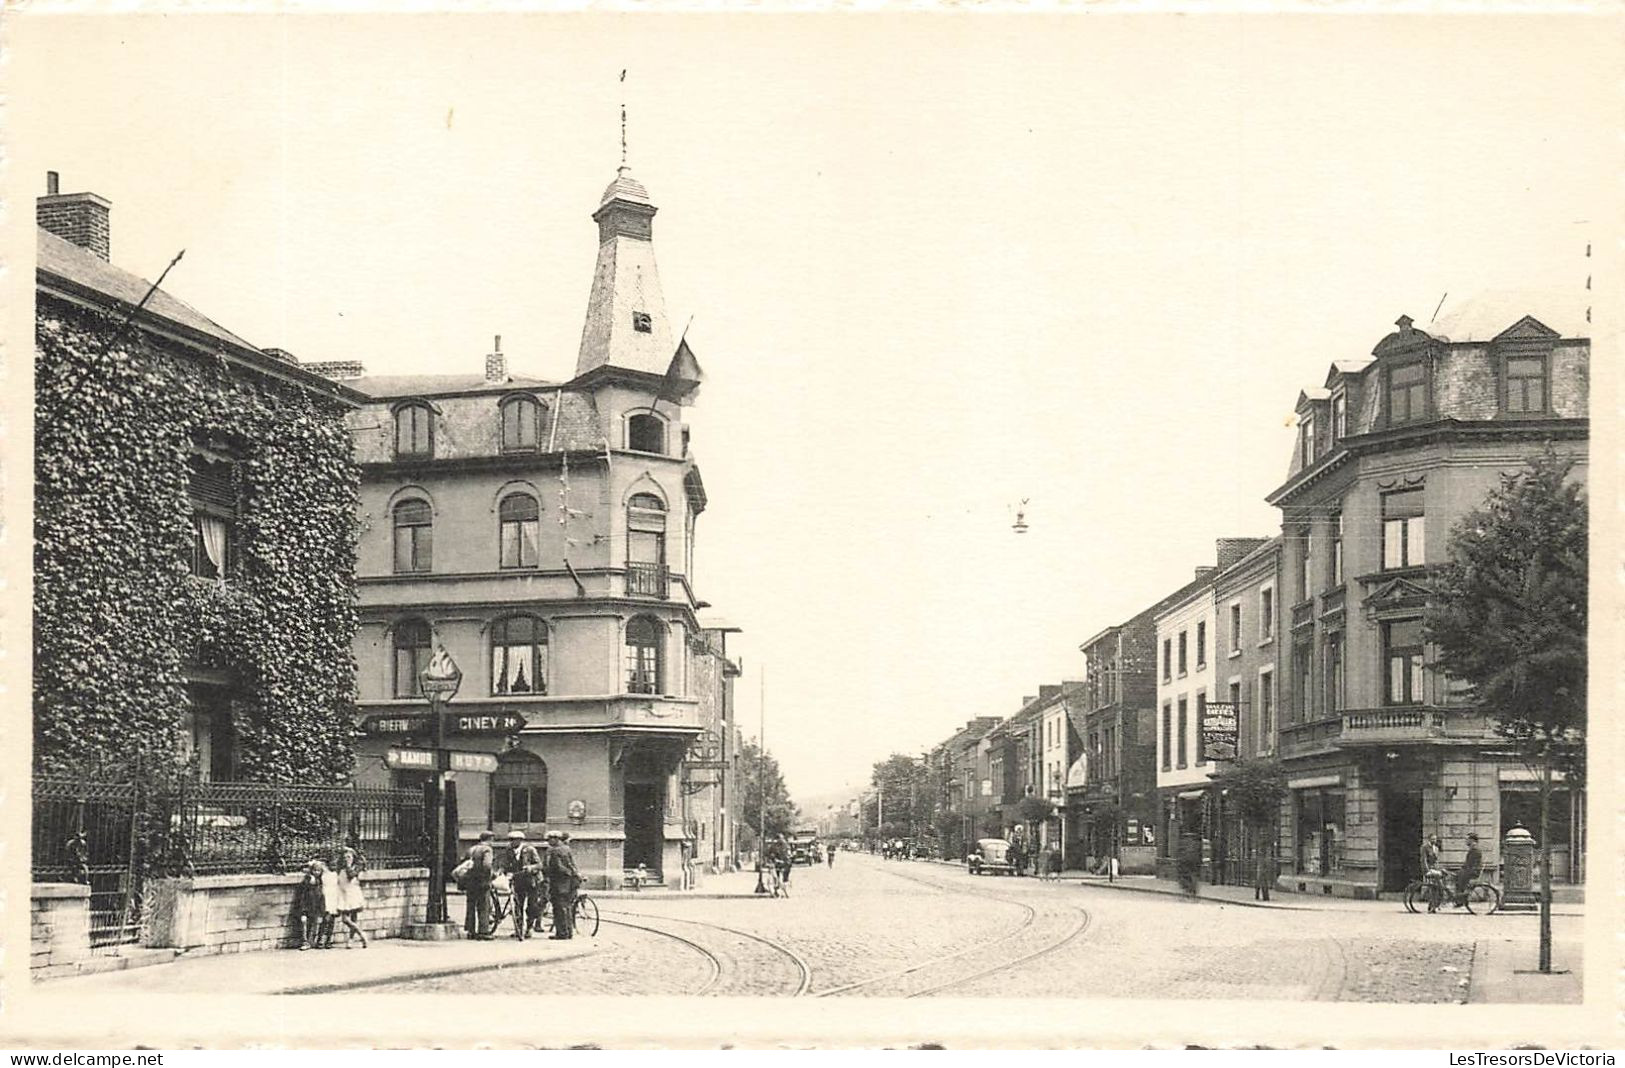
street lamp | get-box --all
[419,644,462,926]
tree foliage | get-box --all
[34,298,359,782]
[863,753,933,836]
[1426,449,1587,760]
[735,738,797,848]
[1213,758,1287,830]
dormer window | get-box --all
[500,395,541,453]
[1387,361,1427,425]
[394,402,434,459]
[632,311,652,334]
[1299,413,1316,467]
[1504,354,1549,414]
[1331,392,1347,442]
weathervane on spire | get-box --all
[619,69,629,173]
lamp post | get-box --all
[419,644,462,926]
[754,665,768,895]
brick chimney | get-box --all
[305,360,366,380]
[37,172,111,261]
[1216,537,1270,571]
[485,335,506,383]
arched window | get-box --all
[393,619,432,698]
[394,402,434,459]
[491,616,547,696]
[627,412,665,454]
[498,493,540,569]
[492,751,548,826]
[626,493,667,596]
[625,615,664,694]
[500,396,542,453]
[393,499,433,573]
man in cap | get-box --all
[543,829,581,939]
[463,830,497,939]
[503,830,545,939]
[1453,832,1484,908]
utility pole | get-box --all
[754,665,768,895]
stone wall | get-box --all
[142,867,428,955]
[31,883,92,979]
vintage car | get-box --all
[967,837,1016,876]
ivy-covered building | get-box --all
[319,162,734,889]
[34,176,365,783]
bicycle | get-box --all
[486,875,601,937]
[1401,869,1501,914]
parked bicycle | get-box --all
[1401,868,1501,914]
[487,874,601,936]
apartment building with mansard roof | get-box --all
[1265,296,1588,898]
[316,162,737,889]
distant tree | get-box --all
[736,739,798,853]
[866,753,930,838]
[1213,757,1287,897]
[1427,448,1586,973]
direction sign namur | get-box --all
[385,748,500,773]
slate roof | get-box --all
[38,228,258,351]
[348,373,560,398]
[1427,289,1590,343]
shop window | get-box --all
[491,615,546,695]
[1295,787,1346,876]
[393,499,433,573]
[393,618,432,699]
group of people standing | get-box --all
[458,827,582,940]
[1421,831,1483,912]
[292,847,370,950]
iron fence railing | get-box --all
[625,561,669,598]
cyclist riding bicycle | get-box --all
[1420,833,1445,913]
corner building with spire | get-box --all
[316,164,737,889]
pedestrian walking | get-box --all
[543,829,581,939]
[826,843,836,869]
[330,846,369,948]
[1176,834,1202,897]
[503,830,544,940]
[1253,848,1274,902]
[463,830,497,939]
[1046,846,1063,881]
[292,858,328,950]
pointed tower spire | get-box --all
[575,80,675,380]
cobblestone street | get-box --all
[51,853,1579,1003]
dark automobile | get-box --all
[967,838,1016,876]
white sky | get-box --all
[10,12,1615,805]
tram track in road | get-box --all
[813,860,1093,998]
[598,908,814,997]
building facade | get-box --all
[331,164,728,889]
[1267,301,1589,897]
[1207,536,1282,883]
[34,177,363,782]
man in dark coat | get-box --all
[464,830,497,939]
[504,830,545,939]
[544,829,581,939]
[1453,832,1483,907]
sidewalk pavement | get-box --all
[43,932,604,996]
[1468,938,1584,1003]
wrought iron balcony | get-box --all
[625,561,669,598]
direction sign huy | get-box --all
[447,751,500,774]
